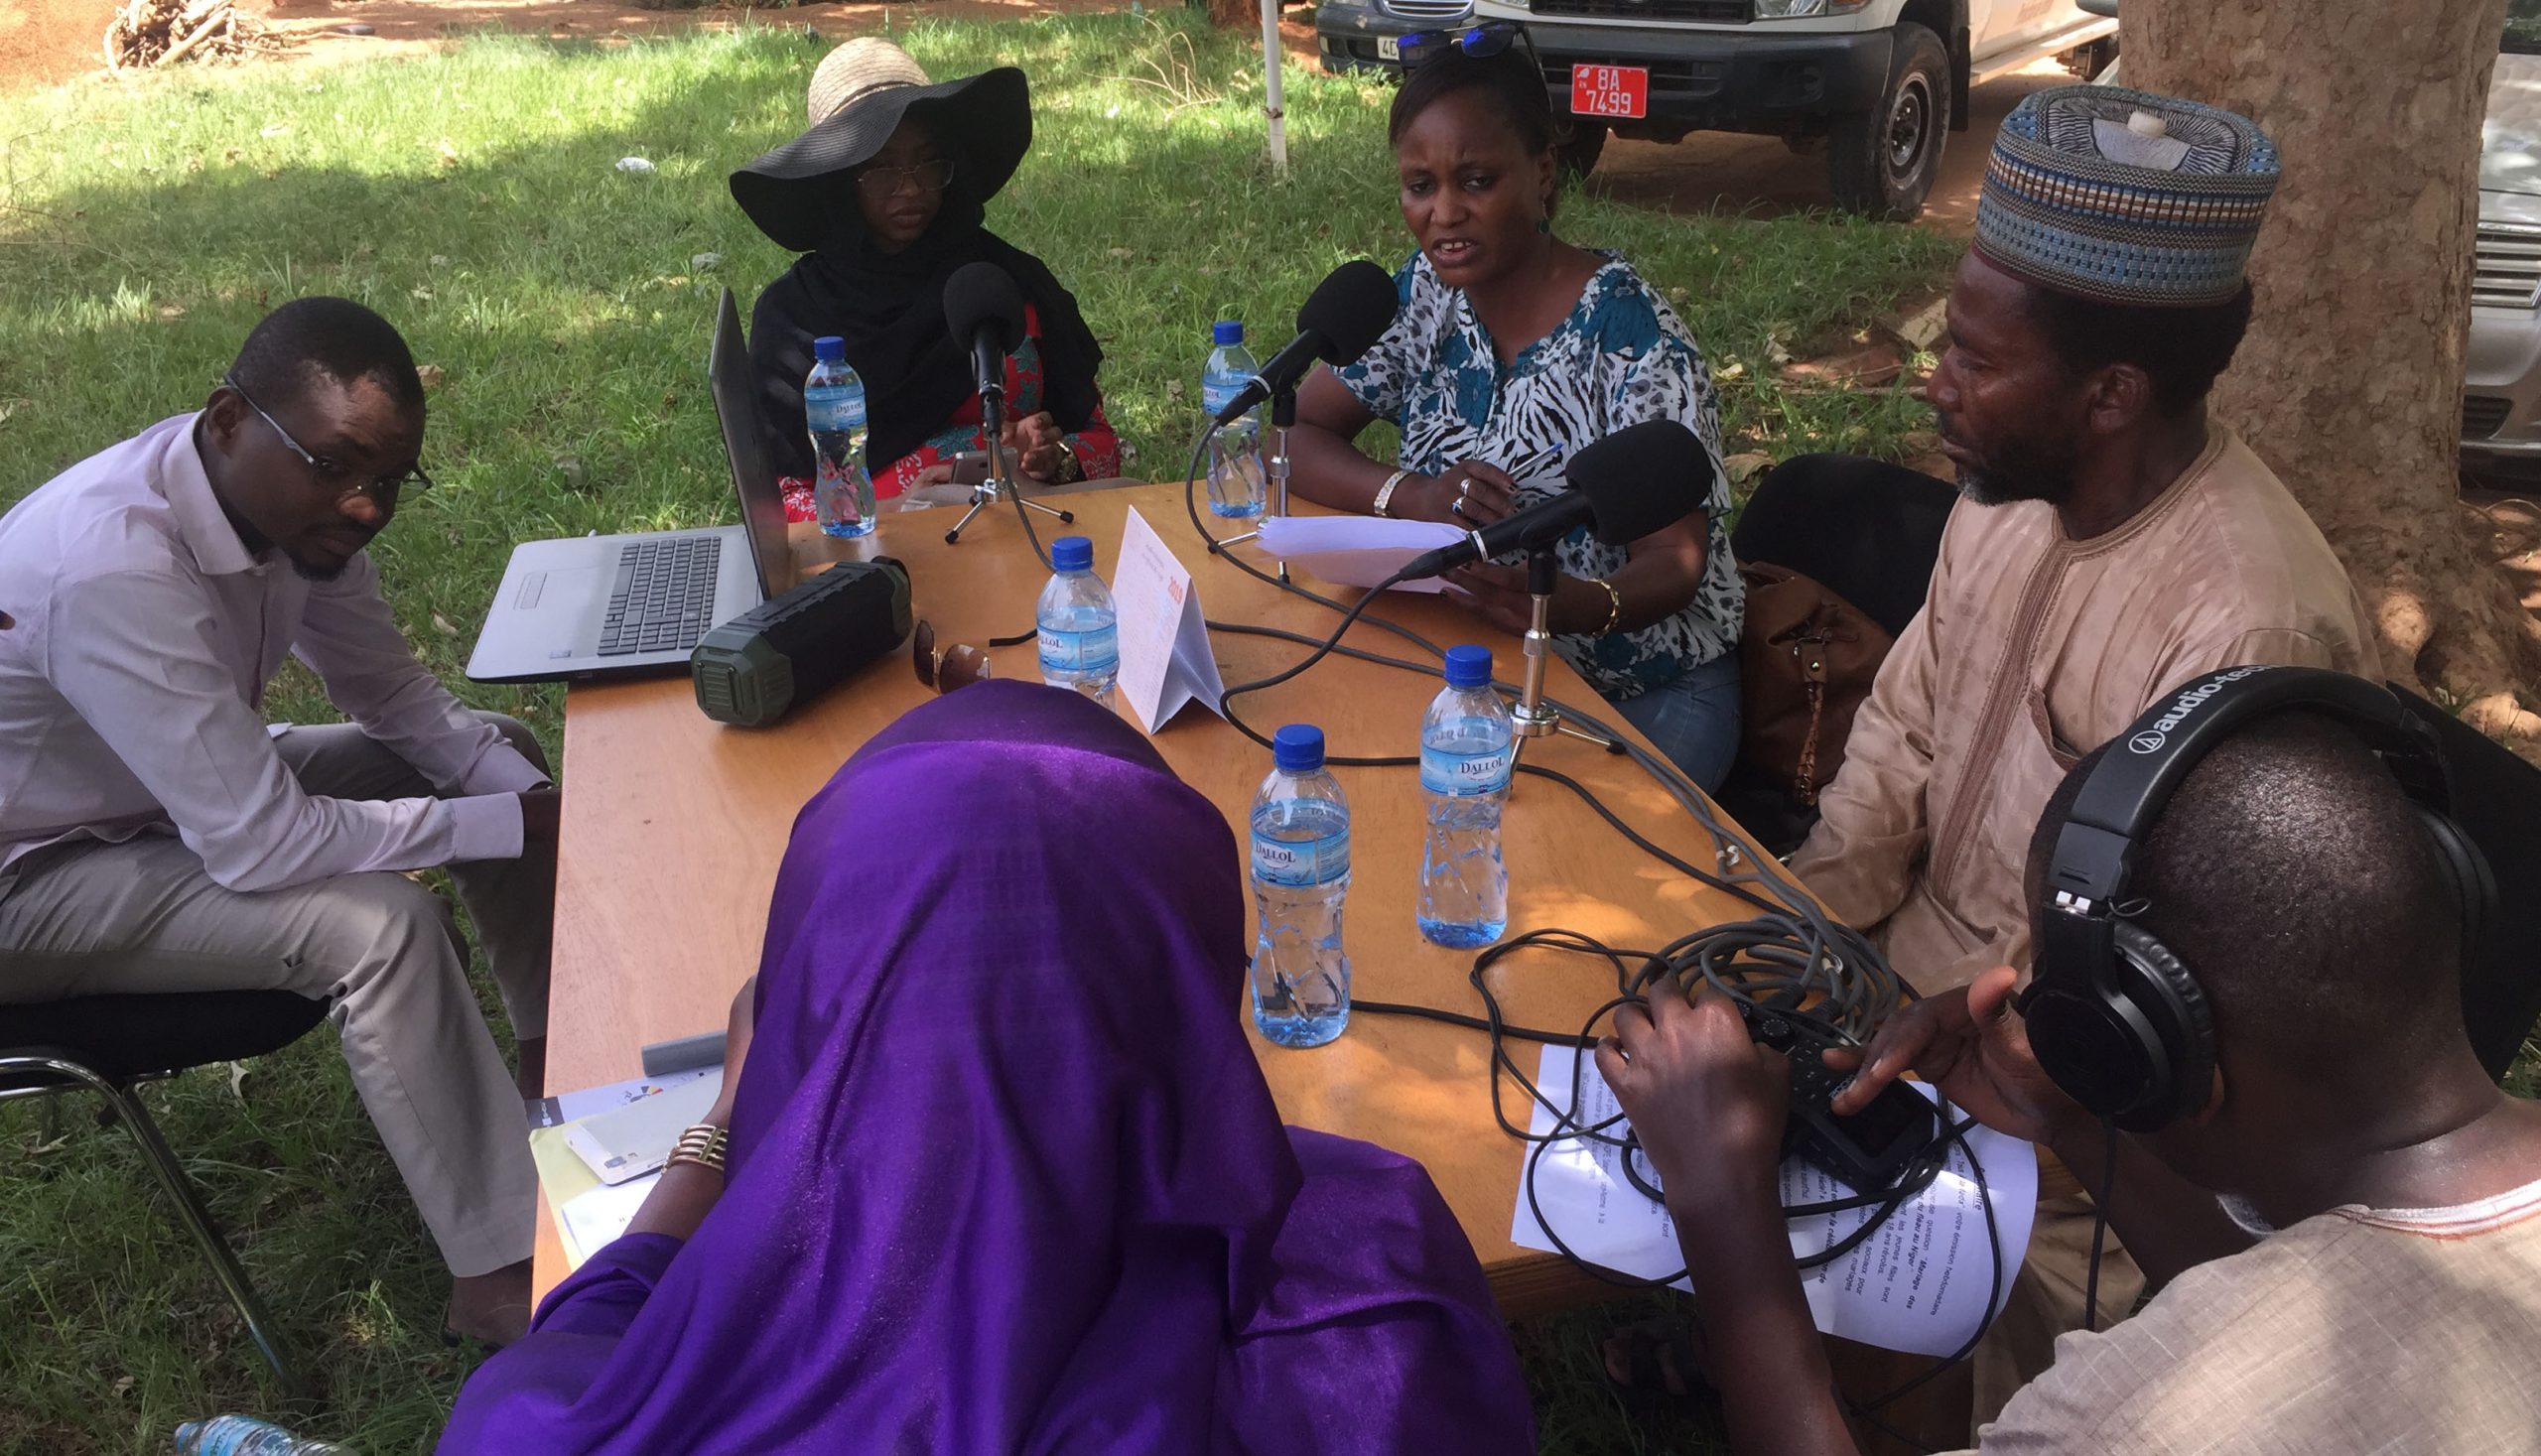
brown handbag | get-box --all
[1736,562,1894,807]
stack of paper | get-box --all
[1257,515,1464,594]
[527,1069,722,1270]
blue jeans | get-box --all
[1611,652,1742,793]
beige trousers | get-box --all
[0,715,551,1277]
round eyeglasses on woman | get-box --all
[222,374,436,504]
[856,157,957,200]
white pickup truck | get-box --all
[1475,0,2118,219]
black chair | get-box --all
[0,988,331,1396]
[1719,455,1959,853]
[2388,685,2541,1080]
[1729,454,1959,642]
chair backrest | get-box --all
[1730,455,1957,641]
[0,990,329,1093]
[2388,684,2541,1081]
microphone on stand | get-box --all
[944,261,1027,436]
[940,261,1071,545]
[1397,419,1708,581]
[1211,260,1404,578]
[1211,260,1402,427]
[1401,419,1710,764]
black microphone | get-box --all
[943,261,1027,405]
[1396,420,1708,581]
[1211,260,1401,427]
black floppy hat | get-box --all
[731,39,1031,253]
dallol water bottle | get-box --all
[1417,644,1512,948]
[1250,724,1352,1047]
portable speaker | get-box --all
[691,557,911,728]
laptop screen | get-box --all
[709,287,796,599]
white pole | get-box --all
[1259,0,1288,174]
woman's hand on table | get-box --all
[627,973,758,1243]
[1003,411,1070,481]
[1393,460,1518,527]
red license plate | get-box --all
[1570,64,1649,120]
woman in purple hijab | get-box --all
[440,681,1536,1454]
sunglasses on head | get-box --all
[1397,21,1527,69]
[912,620,992,695]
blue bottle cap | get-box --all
[1050,535,1094,572]
[1443,644,1494,689]
[812,335,846,361]
[1213,320,1244,345]
[1271,724,1325,773]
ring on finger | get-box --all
[1457,477,1472,498]
[1451,497,1468,519]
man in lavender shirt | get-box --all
[0,298,552,1344]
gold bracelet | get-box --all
[665,1123,730,1176]
[1372,467,1412,518]
[1592,578,1624,636]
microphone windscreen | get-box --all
[943,261,1027,355]
[1295,260,1402,366]
[1563,420,1708,545]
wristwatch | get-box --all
[1050,442,1087,484]
[1373,468,1413,518]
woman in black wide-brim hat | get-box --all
[733,39,1120,517]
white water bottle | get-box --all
[1250,724,1352,1047]
[1035,535,1119,701]
[173,1415,345,1455]
[1417,644,1512,948]
[804,334,873,539]
[1201,321,1267,520]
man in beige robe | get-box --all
[1776,87,2378,1423]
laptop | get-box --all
[467,289,796,683]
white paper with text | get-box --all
[1510,1045,2036,1356]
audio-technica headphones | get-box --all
[2019,666,2497,1134]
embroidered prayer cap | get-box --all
[1974,84,2280,309]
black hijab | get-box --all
[746,173,1106,478]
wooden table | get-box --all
[534,482,1774,1319]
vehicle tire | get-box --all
[1827,22,1950,222]
[1558,120,1609,184]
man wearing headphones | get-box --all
[1603,668,2541,1451]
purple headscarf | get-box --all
[441,682,1535,1454]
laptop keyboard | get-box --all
[597,536,722,656]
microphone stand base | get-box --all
[1507,548,1622,791]
[943,478,1075,545]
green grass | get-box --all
[0,14,1957,1452]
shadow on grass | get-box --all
[0,17,1957,1451]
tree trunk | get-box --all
[2128,0,2541,741]
[1203,0,1256,29]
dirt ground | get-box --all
[1592,58,2078,233]
[2,0,2054,231]
[0,0,1162,90]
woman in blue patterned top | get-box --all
[1287,30,1744,789]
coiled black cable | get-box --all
[1170,427,2005,1439]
